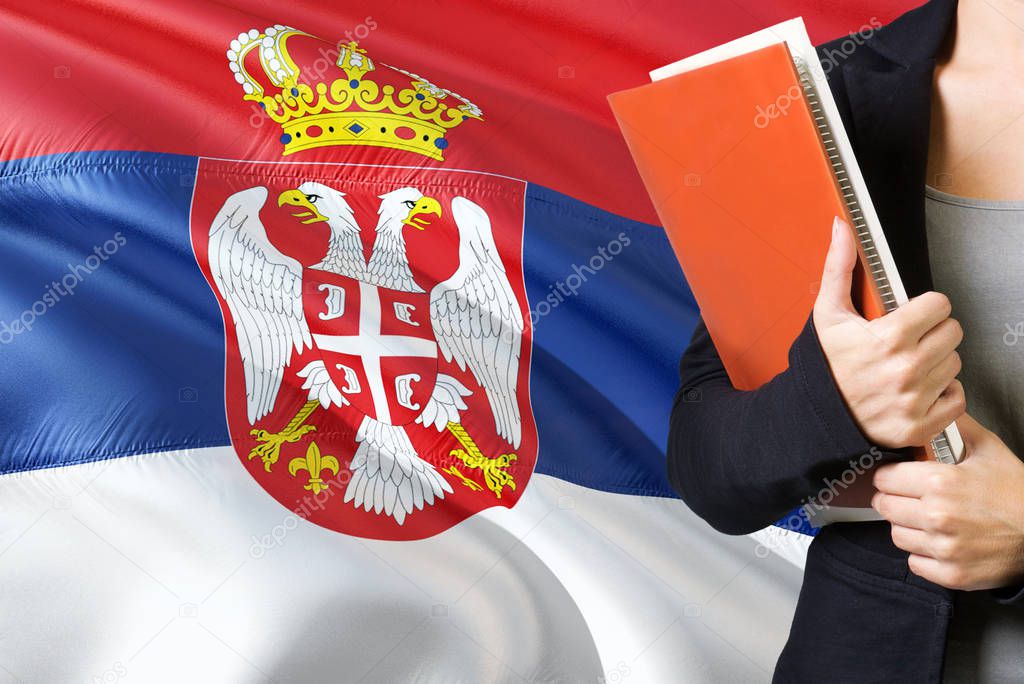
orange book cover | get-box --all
[609,43,893,518]
[609,43,884,392]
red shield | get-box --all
[189,158,536,541]
[302,269,437,427]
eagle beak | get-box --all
[402,196,442,230]
[277,189,328,224]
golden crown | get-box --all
[227,26,483,160]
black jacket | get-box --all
[666,1,1024,681]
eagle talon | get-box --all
[247,400,321,471]
[445,423,518,499]
[248,409,318,472]
[444,464,484,492]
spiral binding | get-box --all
[793,57,960,466]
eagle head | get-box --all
[377,187,442,232]
[277,181,358,233]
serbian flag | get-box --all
[0,1,913,681]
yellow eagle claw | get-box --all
[445,422,518,499]
[248,424,316,472]
[444,465,484,492]
[247,401,321,472]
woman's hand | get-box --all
[872,414,1024,591]
[813,217,966,448]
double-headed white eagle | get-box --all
[208,181,523,524]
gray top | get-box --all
[925,186,1024,683]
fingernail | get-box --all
[832,216,841,236]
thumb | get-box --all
[814,216,859,325]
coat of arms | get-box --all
[189,25,534,540]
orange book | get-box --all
[608,19,963,524]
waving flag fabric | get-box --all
[0,1,915,681]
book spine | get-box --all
[793,57,960,466]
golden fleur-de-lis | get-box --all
[288,441,340,495]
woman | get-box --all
[667,0,1024,680]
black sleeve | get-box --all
[666,314,895,534]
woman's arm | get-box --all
[667,315,873,534]
[668,219,966,534]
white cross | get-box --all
[313,282,436,424]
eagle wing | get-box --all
[429,197,524,448]
[208,186,312,424]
